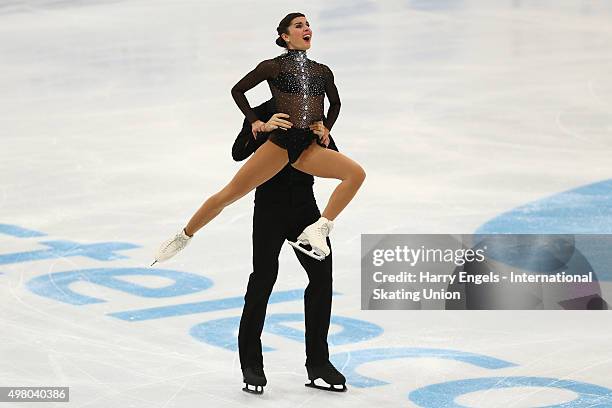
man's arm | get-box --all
[231,100,274,161]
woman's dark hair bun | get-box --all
[275,36,287,48]
[275,12,305,48]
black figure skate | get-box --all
[305,361,347,392]
[242,366,267,395]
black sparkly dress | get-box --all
[231,49,341,163]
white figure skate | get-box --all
[151,228,192,266]
[288,217,333,261]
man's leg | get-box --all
[289,202,333,367]
[238,203,286,369]
[296,238,333,367]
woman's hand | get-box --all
[251,120,265,139]
[309,121,330,147]
[261,113,293,132]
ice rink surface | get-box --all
[2,0,612,406]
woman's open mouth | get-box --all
[303,34,311,43]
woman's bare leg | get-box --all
[184,141,288,235]
[292,143,366,221]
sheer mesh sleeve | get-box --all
[231,59,278,124]
[322,64,341,131]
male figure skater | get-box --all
[234,99,347,394]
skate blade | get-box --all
[242,384,264,394]
[287,240,325,261]
[305,380,347,392]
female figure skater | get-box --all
[152,12,365,265]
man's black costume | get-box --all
[233,100,346,393]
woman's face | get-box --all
[282,16,312,50]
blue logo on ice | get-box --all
[27,268,212,305]
[0,240,139,265]
[190,313,383,351]
[331,347,516,388]
[409,376,612,407]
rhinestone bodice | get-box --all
[231,49,341,130]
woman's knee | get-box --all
[352,162,366,186]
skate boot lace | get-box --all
[311,222,329,244]
[320,225,328,238]
[161,231,189,254]
[320,217,334,235]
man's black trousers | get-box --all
[238,187,332,369]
